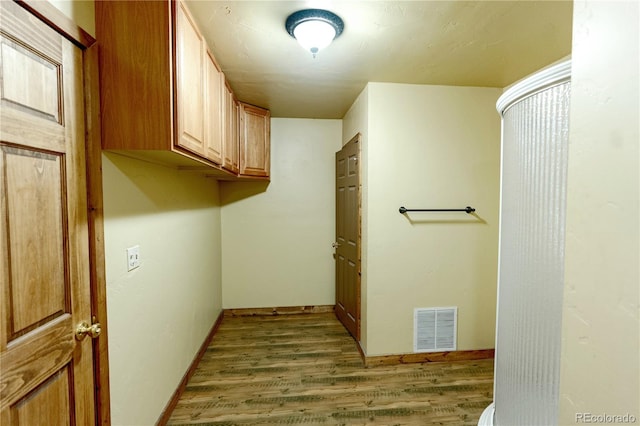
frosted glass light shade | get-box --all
[285,9,344,58]
[293,20,336,55]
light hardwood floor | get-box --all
[167,313,493,425]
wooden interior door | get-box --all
[334,134,361,340]
[0,1,98,424]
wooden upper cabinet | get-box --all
[222,81,239,174]
[204,51,224,165]
[239,103,271,178]
[175,1,205,156]
[96,0,269,177]
[96,0,173,151]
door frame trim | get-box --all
[15,2,111,424]
[351,133,362,341]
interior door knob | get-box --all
[332,242,341,248]
[76,319,102,340]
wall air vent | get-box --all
[414,307,457,352]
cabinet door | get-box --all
[239,103,271,177]
[204,51,223,164]
[175,1,205,156]
[222,82,239,174]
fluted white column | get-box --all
[492,60,571,426]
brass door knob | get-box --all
[76,320,102,340]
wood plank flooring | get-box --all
[167,313,493,425]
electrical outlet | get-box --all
[127,245,140,271]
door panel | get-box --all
[4,148,67,337]
[13,366,72,426]
[1,40,60,122]
[335,135,361,340]
[0,1,96,424]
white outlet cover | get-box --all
[127,245,140,271]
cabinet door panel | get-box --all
[222,83,239,174]
[204,52,223,164]
[175,2,205,156]
[239,103,270,177]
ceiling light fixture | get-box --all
[285,9,344,58]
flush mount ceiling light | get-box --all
[285,9,344,58]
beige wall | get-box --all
[559,0,639,422]
[220,118,342,308]
[103,154,223,425]
[48,0,95,36]
[362,83,502,355]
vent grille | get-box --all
[414,307,457,352]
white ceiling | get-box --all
[186,1,573,119]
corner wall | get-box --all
[102,154,223,425]
[559,0,639,421]
[364,83,502,355]
[220,118,342,308]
